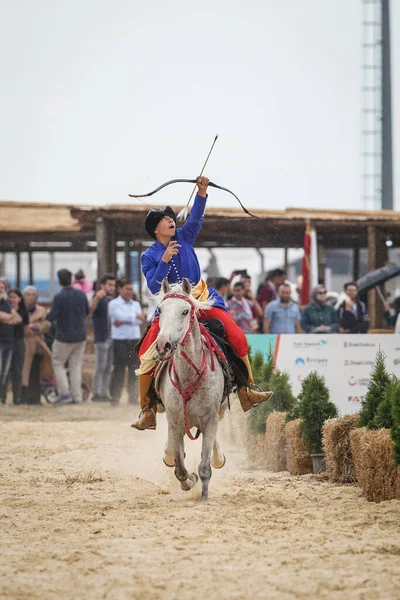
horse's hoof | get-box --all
[211,453,226,469]
[163,454,175,468]
[190,473,198,484]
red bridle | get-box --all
[159,293,226,440]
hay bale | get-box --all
[322,414,359,484]
[264,411,288,472]
[350,428,400,502]
[284,419,313,475]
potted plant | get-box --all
[298,371,338,473]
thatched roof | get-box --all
[1,201,399,249]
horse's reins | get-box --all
[162,292,226,441]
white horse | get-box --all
[155,278,227,502]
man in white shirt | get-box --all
[108,279,145,405]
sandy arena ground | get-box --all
[1,400,400,600]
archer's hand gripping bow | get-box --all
[128,178,258,219]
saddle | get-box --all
[151,318,249,409]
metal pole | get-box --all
[381,0,394,210]
[28,251,34,285]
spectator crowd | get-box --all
[210,268,371,336]
[2,263,398,407]
[0,269,144,406]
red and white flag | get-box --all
[301,220,311,306]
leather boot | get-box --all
[131,373,157,431]
[238,386,273,412]
[238,354,273,412]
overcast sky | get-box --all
[0,0,399,212]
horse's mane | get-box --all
[155,282,215,313]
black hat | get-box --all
[145,206,177,239]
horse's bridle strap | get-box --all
[161,293,196,347]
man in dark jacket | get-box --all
[89,274,116,401]
[46,269,89,404]
[0,280,22,403]
[337,282,369,333]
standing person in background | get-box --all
[263,283,302,334]
[46,269,89,405]
[90,274,116,402]
[22,286,52,402]
[301,285,339,334]
[7,289,29,404]
[227,282,259,333]
[73,269,94,301]
[0,280,22,404]
[240,273,264,327]
[337,282,369,334]
[256,269,287,313]
[214,277,230,305]
[108,279,145,405]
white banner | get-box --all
[273,334,400,416]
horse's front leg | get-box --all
[199,417,219,502]
[170,428,198,491]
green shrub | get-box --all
[248,345,297,434]
[359,349,391,429]
[298,371,338,454]
[251,351,265,385]
[390,377,400,465]
[249,369,297,434]
[262,345,275,387]
[374,375,397,429]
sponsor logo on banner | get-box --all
[293,340,327,349]
[343,341,376,348]
[348,395,364,403]
[348,376,370,386]
[344,359,374,366]
[295,357,328,367]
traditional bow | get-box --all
[128,179,258,218]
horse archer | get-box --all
[131,176,272,432]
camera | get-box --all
[236,269,248,277]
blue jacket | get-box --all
[141,193,226,311]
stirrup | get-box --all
[131,407,156,431]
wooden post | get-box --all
[16,251,21,289]
[283,247,289,273]
[255,249,265,279]
[124,243,131,279]
[368,226,388,328]
[96,217,108,278]
[28,251,34,285]
[49,251,56,298]
[317,243,325,285]
[353,248,360,281]
[109,226,117,275]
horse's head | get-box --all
[156,278,194,360]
